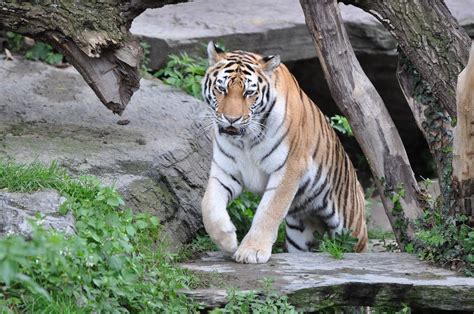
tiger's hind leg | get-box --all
[285,215,325,252]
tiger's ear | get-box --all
[207,41,224,66]
[261,55,281,75]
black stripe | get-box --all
[320,204,336,219]
[213,158,242,187]
[270,154,289,173]
[230,174,242,187]
[286,220,304,232]
[288,176,328,215]
[215,138,236,161]
[211,176,233,200]
[308,164,324,193]
[260,122,291,163]
[265,186,277,192]
[286,234,304,251]
[315,188,331,212]
[295,177,311,198]
[313,134,321,160]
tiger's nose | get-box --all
[224,115,241,124]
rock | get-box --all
[0,58,211,246]
[0,190,73,237]
[180,252,474,312]
[131,0,474,69]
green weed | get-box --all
[4,32,63,65]
[329,115,353,136]
[318,229,358,259]
[154,53,208,99]
[211,278,298,314]
[6,32,24,52]
[25,42,63,65]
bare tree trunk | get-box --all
[397,53,454,209]
[340,0,471,119]
[0,0,184,114]
[300,0,423,248]
[453,42,474,225]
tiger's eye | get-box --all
[244,90,256,97]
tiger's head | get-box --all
[202,41,280,137]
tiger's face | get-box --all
[202,42,280,137]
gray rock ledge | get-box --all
[180,251,474,312]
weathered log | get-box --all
[180,252,474,312]
[300,0,422,248]
[453,42,474,224]
[0,0,184,114]
[340,0,471,118]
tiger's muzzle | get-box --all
[218,126,246,136]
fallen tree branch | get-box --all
[0,0,184,114]
[300,0,423,247]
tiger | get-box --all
[201,41,367,264]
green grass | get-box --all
[368,229,395,240]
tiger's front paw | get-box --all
[205,220,238,254]
[233,235,272,264]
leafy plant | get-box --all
[25,42,63,65]
[318,229,358,259]
[154,53,208,99]
[329,115,353,136]
[0,160,195,312]
[6,32,25,52]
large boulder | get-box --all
[0,58,211,246]
[131,0,474,69]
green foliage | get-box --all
[6,32,24,52]
[25,42,63,65]
[4,33,63,65]
[140,41,151,75]
[211,279,298,314]
[415,209,474,275]
[367,229,395,240]
[0,160,195,312]
[228,192,260,240]
[318,229,358,259]
[154,53,208,99]
[228,192,286,253]
[329,115,353,136]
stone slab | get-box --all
[180,251,474,311]
[131,0,474,69]
[0,58,212,246]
